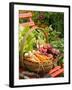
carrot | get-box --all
[33,55,41,62]
[50,68,64,77]
[48,66,61,75]
[41,54,49,60]
[34,53,49,61]
[34,53,44,61]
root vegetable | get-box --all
[48,66,61,75]
[34,53,49,61]
[50,68,64,77]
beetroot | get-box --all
[39,43,60,57]
[39,47,47,53]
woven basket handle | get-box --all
[19,26,48,64]
[20,26,48,52]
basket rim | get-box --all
[23,57,53,64]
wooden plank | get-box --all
[20,22,35,27]
[19,12,32,18]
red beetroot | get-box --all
[39,47,47,53]
[42,48,47,52]
[39,44,60,56]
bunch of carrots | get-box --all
[24,51,53,63]
[48,66,64,77]
[34,52,53,62]
[34,52,64,77]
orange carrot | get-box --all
[48,66,61,75]
[34,53,49,61]
[34,53,44,61]
[33,55,41,62]
[50,68,64,77]
[41,54,49,59]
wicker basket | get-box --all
[19,27,54,74]
[23,56,53,74]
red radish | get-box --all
[39,47,47,53]
[42,48,47,52]
[48,66,61,75]
[50,68,64,77]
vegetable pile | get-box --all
[19,26,64,78]
[19,11,64,79]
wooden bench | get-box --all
[19,12,35,27]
